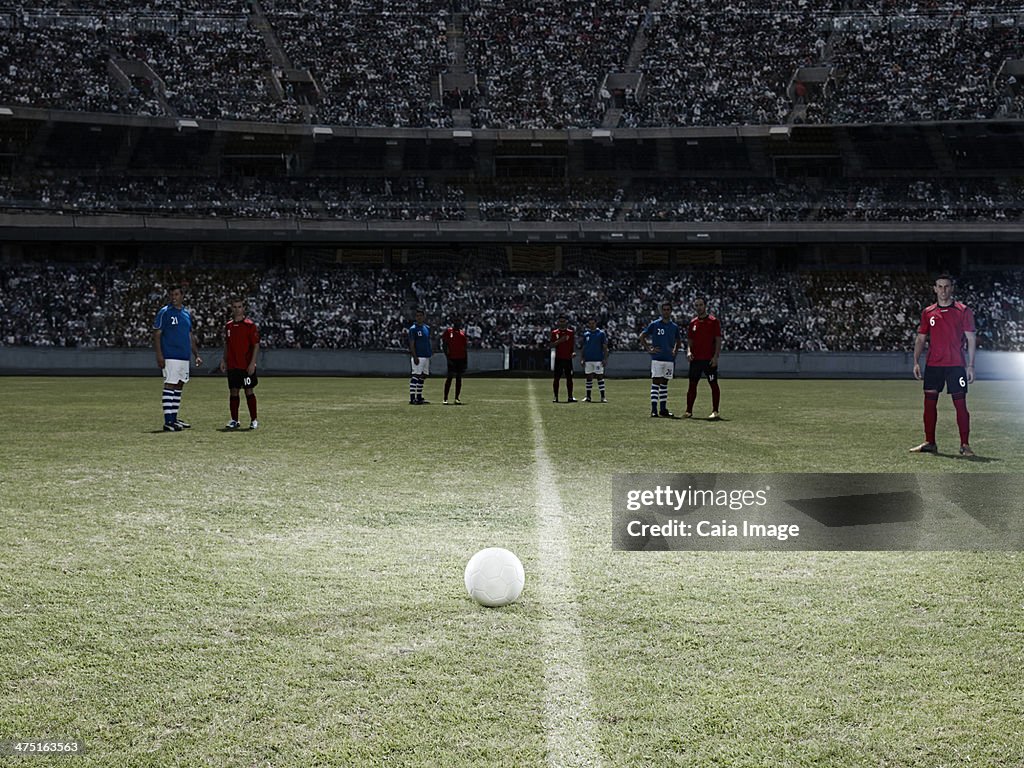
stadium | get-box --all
[1,1,1023,766]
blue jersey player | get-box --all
[579,317,609,403]
[152,285,202,431]
[638,302,682,417]
[408,308,432,404]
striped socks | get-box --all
[162,388,177,424]
[650,384,668,413]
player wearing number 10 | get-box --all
[685,296,723,420]
[219,298,261,430]
[910,274,977,457]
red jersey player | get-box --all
[685,296,723,420]
[219,297,261,430]
[441,318,468,405]
[550,314,576,403]
[910,274,977,456]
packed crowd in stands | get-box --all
[0,176,465,221]
[627,7,816,128]
[2,1,1019,128]
[264,0,451,128]
[478,181,623,222]
[3,262,1022,353]
[0,12,299,122]
[625,179,812,222]
[2,175,1019,224]
[816,179,1024,222]
[800,271,927,352]
[464,0,642,129]
[819,18,1019,123]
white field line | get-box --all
[528,382,603,768]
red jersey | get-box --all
[551,328,575,360]
[917,302,975,367]
[687,314,722,361]
[442,327,468,359]
[225,317,260,369]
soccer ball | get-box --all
[464,547,525,607]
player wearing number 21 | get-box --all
[910,274,977,457]
[219,297,261,431]
[153,285,201,432]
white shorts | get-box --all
[411,357,431,376]
[584,361,605,375]
[163,358,190,384]
[650,360,674,380]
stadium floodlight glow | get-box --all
[1008,351,1024,380]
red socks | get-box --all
[923,391,939,443]
[952,393,970,446]
[924,391,969,446]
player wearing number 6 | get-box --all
[219,298,261,430]
[910,274,977,457]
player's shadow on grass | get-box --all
[934,452,999,464]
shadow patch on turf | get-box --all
[785,490,925,527]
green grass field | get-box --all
[1,376,1022,767]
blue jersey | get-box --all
[642,319,680,362]
[581,328,607,362]
[409,323,432,358]
[153,304,193,360]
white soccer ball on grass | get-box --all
[464,547,525,607]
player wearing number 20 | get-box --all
[910,274,977,457]
[639,302,683,418]
[219,298,261,430]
